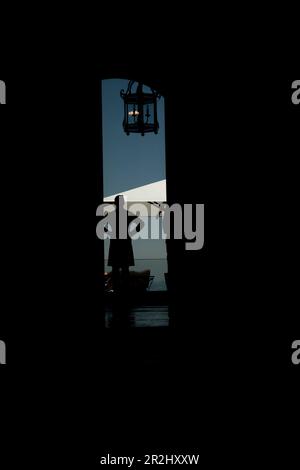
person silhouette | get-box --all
[108,195,135,293]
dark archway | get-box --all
[96,63,209,329]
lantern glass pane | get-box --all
[144,103,154,124]
[128,104,140,124]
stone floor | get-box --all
[105,305,169,328]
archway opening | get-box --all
[101,78,169,327]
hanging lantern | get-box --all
[120,80,160,136]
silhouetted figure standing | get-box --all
[108,195,135,294]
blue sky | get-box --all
[102,79,166,197]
